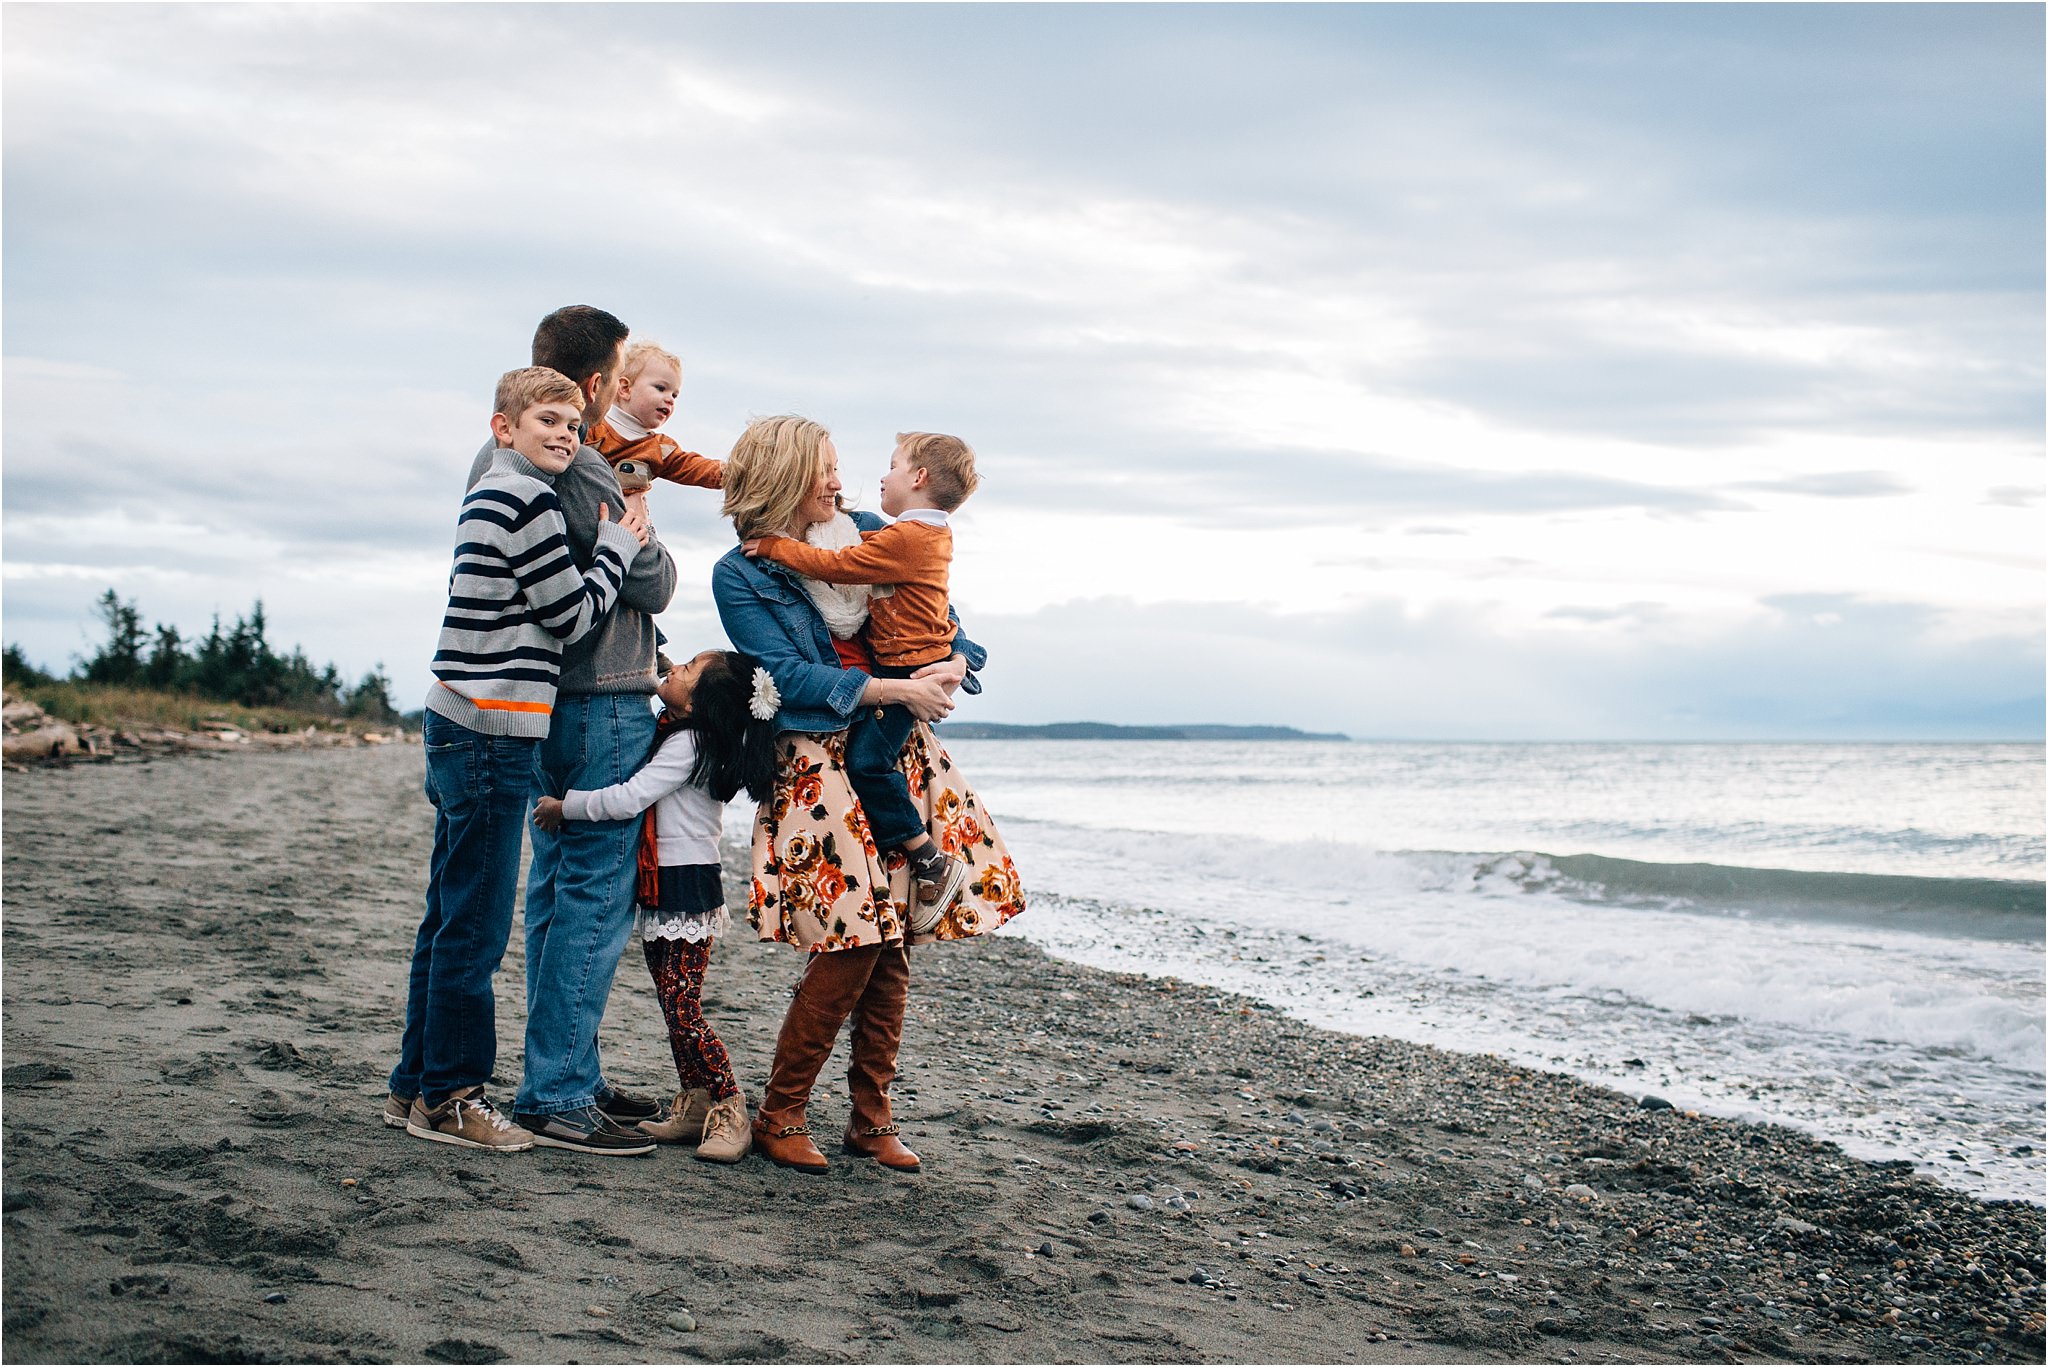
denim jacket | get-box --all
[712,510,985,735]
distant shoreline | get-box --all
[936,727,2043,744]
[935,720,1352,741]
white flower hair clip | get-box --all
[748,666,780,721]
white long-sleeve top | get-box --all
[560,729,723,866]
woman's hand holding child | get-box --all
[877,676,955,723]
[911,654,969,697]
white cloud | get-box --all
[1,4,2039,735]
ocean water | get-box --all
[939,740,2046,1203]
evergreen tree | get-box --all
[2,644,55,688]
[345,665,399,723]
[83,589,146,685]
[60,588,379,720]
[187,613,233,699]
[144,624,187,689]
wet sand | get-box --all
[3,746,2041,1364]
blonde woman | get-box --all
[710,415,1025,1173]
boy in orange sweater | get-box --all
[742,432,978,932]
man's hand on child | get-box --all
[532,797,566,833]
[618,503,650,546]
[596,502,651,548]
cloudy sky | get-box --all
[4,2,2041,738]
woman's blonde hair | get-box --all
[722,415,836,539]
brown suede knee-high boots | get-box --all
[844,944,919,1171]
[752,945,879,1172]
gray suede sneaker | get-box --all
[906,854,967,935]
[406,1087,534,1152]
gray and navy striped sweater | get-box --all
[423,449,641,738]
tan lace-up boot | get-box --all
[636,1088,712,1144]
[695,1091,752,1164]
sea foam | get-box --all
[1003,818,2044,1071]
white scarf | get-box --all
[795,512,890,640]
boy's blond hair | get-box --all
[620,341,681,383]
[495,366,585,425]
[896,431,978,511]
[723,415,836,540]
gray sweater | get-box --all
[468,439,676,697]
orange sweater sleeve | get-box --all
[646,439,723,490]
[756,524,932,586]
[587,420,723,489]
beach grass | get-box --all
[6,679,390,737]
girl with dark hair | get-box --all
[533,649,778,1163]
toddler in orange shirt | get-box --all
[742,432,978,932]
[590,341,725,669]
[588,342,724,523]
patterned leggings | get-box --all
[641,938,739,1101]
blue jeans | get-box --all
[515,692,658,1115]
[844,667,923,851]
[391,712,541,1108]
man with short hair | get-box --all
[465,304,677,1156]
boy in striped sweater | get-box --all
[391,366,649,1153]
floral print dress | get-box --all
[750,723,1025,952]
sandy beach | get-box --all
[3,745,2041,1364]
